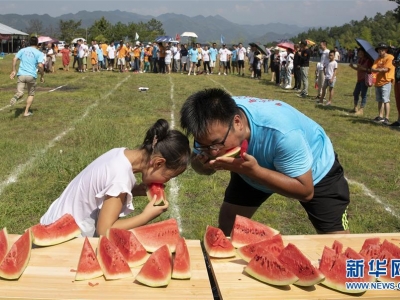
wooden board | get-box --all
[209,233,400,299]
[0,236,213,300]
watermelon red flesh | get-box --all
[136,244,172,287]
[278,243,324,286]
[380,239,400,257]
[245,251,298,286]
[97,236,132,280]
[132,219,180,253]
[377,249,400,283]
[319,246,338,274]
[359,237,381,261]
[31,213,81,246]
[320,253,366,294]
[106,228,149,267]
[0,229,32,280]
[332,240,343,255]
[236,234,284,263]
[146,183,166,206]
[361,237,381,252]
[240,139,248,159]
[0,228,9,265]
[222,147,240,158]
[172,237,191,279]
[204,225,235,258]
[230,215,279,248]
[344,247,374,282]
[75,237,103,281]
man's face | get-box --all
[320,42,326,50]
[378,48,387,58]
[329,53,335,61]
[239,44,242,48]
[213,44,216,48]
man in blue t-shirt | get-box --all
[180,88,350,235]
[10,36,45,117]
[231,45,238,74]
[209,43,218,74]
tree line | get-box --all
[26,16,165,44]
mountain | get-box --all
[0,10,308,44]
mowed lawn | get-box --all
[0,54,399,239]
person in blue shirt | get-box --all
[187,46,198,76]
[152,42,159,73]
[209,43,219,74]
[10,36,45,117]
[231,45,238,74]
[180,88,350,235]
[96,47,104,71]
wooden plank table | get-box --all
[0,236,213,300]
[209,233,400,300]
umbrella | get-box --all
[277,41,294,51]
[38,36,54,44]
[249,42,266,55]
[181,32,198,38]
[306,39,316,46]
[355,38,378,61]
[71,37,86,44]
[155,36,174,42]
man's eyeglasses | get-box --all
[194,118,233,152]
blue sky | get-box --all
[0,0,397,27]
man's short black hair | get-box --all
[29,36,39,46]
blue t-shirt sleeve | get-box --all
[273,129,313,178]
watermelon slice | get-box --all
[203,225,235,258]
[319,246,337,274]
[136,244,172,287]
[344,247,374,282]
[172,237,191,279]
[222,147,240,158]
[380,239,400,257]
[106,228,149,267]
[236,234,284,263]
[245,251,299,286]
[132,219,180,253]
[332,240,343,254]
[75,237,103,281]
[0,228,9,265]
[0,229,32,280]
[230,215,279,248]
[31,213,81,246]
[359,237,381,261]
[376,249,400,283]
[278,243,324,286]
[240,139,248,159]
[97,236,132,280]
[147,183,166,206]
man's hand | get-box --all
[210,152,259,176]
[10,71,16,80]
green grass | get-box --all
[0,54,399,238]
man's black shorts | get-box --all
[224,154,350,233]
[238,60,244,68]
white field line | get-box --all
[168,75,182,232]
[48,85,66,92]
[0,76,131,198]
[208,77,400,220]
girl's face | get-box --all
[141,157,185,184]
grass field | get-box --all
[0,54,399,239]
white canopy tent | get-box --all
[0,22,29,53]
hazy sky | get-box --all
[0,0,397,27]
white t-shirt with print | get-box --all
[107,45,116,59]
[202,49,210,62]
[40,148,136,237]
[237,47,246,60]
[320,49,330,68]
[325,60,338,79]
[219,48,231,62]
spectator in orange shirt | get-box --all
[132,42,141,73]
[117,40,128,72]
[91,46,98,72]
[144,44,152,73]
[100,41,108,70]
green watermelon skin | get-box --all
[136,244,172,287]
[245,251,299,286]
[31,213,81,246]
[236,234,284,263]
[0,228,9,265]
[278,243,324,286]
[230,215,279,248]
[75,237,103,281]
[172,237,191,279]
[0,229,32,280]
[107,228,149,267]
[97,236,132,280]
[132,219,181,253]
[204,225,235,258]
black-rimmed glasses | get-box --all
[193,119,233,152]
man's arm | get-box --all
[10,56,19,79]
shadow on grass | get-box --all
[13,108,36,118]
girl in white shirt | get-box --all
[40,119,191,237]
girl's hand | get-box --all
[131,183,147,197]
[142,197,169,221]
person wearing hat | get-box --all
[391,46,400,127]
[143,44,152,73]
[298,40,311,98]
[369,42,395,125]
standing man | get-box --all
[100,41,108,70]
[117,40,128,73]
[237,43,246,77]
[299,40,311,98]
[218,44,230,75]
[173,43,181,72]
[152,42,158,73]
[231,45,238,75]
[9,36,44,117]
[209,43,218,74]
[106,42,115,71]
[263,46,271,74]
[180,88,350,236]
[316,41,330,100]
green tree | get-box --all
[389,0,400,21]
[59,20,83,43]
[88,17,112,42]
[109,22,128,43]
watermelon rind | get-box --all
[106,228,149,267]
[146,183,167,206]
[320,253,366,294]
[75,237,103,281]
[136,244,172,287]
[172,237,191,279]
[0,229,32,280]
[237,234,284,263]
[203,225,235,258]
[0,227,9,265]
[245,251,299,286]
[222,147,240,158]
[278,243,324,287]
[97,236,132,280]
[230,215,279,248]
[132,219,180,253]
[31,213,81,246]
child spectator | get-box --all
[96,47,104,72]
[91,46,98,72]
[318,50,337,106]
